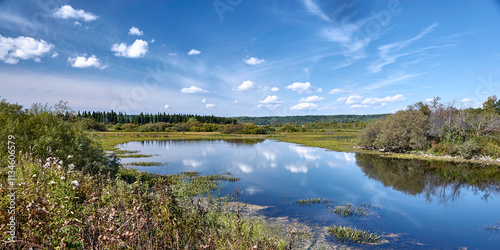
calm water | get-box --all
[118,139,500,249]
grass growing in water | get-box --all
[327,225,380,244]
[116,153,156,158]
[124,161,166,166]
[485,222,500,232]
[330,203,367,217]
[295,198,331,206]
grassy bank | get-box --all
[99,130,500,166]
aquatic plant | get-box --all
[124,161,166,166]
[485,222,500,232]
[296,198,331,206]
[330,203,367,217]
[327,225,380,244]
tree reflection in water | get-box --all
[355,153,500,203]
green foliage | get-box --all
[330,203,367,217]
[358,110,428,152]
[138,122,170,132]
[219,123,270,134]
[235,114,386,125]
[281,124,298,132]
[0,99,118,176]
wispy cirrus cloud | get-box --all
[369,23,438,73]
[302,0,330,22]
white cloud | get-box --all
[270,87,279,92]
[68,55,107,69]
[0,35,54,64]
[164,105,170,109]
[256,104,281,110]
[460,98,471,103]
[290,102,319,110]
[364,73,420,91]
[337,97,347,102]
[361,94,406,105]
[345,95,363,105]
[425,98,434,102]
[52,5,98,21]
[286,82,322,93]
[244,57,266,65]
[302,0,330,22]
[231,100,242,104]
[259,95,282,104]
[188,49,201,55]
[51,52,59,58]
[205,103,216,108]
[74,21,81,26]
[201,98,207,103]
[128,26,143,36]
[321,18,373,60]
[285,164,309,173]
[236,80,255,91]
[151,38,155,43]
[181,86,208,94]
[329,88,347,94]
[299,95,325,102]
[111,39,148,58]
[369,23,438,73]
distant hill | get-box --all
[233,114,387,125]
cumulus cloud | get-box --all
[111,39,148,58]
[345,95,363,104]
[328,88,347,94]
[286,82,322,93]
[52,5,98,21]
[244,56,266,65]
[270,87,279,92]
[68,55,107,69]
[361,94,406,105]
[180,86,208,94]
[290,102,319,110]
[0,35,54,64]
[425,98,434,102]
[259,95,282,104]
[299,95,325,102]
[201,98,207,103]
[236,80,255,91]
[205,103,216,108]
[164,104,170,109]
[188,49,201,55]
[341,94,406,108]
[128,26,143,36]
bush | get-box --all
[121,123,137,131]
[358,110,428,152]
[138,122,170,132]
[454,139,480,159]
[0,99,118,176]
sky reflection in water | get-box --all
[118,139,500,249]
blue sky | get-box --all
[1,0,500,116]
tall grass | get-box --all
[327,225,380,244]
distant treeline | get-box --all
[234,114,386,125]
[76,111,237,125]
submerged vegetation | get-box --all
[330,203,367,218]
[327,225,380,245]
[295,198,331,206]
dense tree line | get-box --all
[76,110,237,125]
[358,97,500,159]
[234,114,386,125]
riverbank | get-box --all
[100,131,500,166]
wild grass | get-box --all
[329,203,367,217]
[0,154,287,249]
[327,225,380,245]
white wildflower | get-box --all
[61,176,66,180]
[32,174,37,178]
[68,164,75,170]
[49,181,56,185]
[57,165,63,170]
[58,160,63,165]
[67,155,73,159]
[71,180,79,187]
